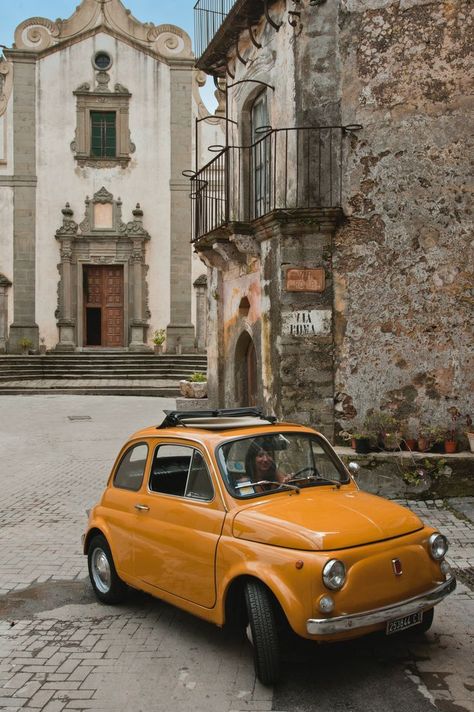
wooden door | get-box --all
[84,265,124,347]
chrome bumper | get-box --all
[306,575,456,636]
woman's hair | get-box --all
[244,440,276,482]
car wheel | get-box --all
[416,607,434,633]
[244,580,280,686]
[87,534,127,604]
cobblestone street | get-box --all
[0,396,473,712]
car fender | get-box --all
[216,538,314,636]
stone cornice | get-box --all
[9,1,193,64]
[0,175,38,187]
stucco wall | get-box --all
[334,0,473,431]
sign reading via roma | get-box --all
[282,309,331,337]
[286,268,325,292]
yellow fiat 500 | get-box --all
[83,408,456,685]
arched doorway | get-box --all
[235,331,258,407]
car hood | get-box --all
[232,488,423,551]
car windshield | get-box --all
[217,432,350,499]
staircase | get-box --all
[0,352,207,396]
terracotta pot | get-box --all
[404,439,417,451]
[417,437,430,452]
[444,440,457,454]
[351,438,356,450]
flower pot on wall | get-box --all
[154,344,163,354]
[354,438,371,454]
[444,440,457,454]
[179,380,208,399]
[468,432,474,453]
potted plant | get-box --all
[466,415,474,453]
[19,336,33,355]
[364,411,401,451]
[443,407,461,454]
[401,421,417,451]
[417,424,434,453]
[152,329,166,354]
[39,336,47,355]
[353,427,372,454]
[179,371,207,399]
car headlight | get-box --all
[322,559,346,591]
[429,533,448,560]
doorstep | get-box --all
[335,447,474,499]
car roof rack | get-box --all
[158,407,278,430]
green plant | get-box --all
[152,329,166,346]
[189,371,207,383]
[401,458,451,487]
[19,337,33,349]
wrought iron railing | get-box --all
[194,0,236,60]
[190,126,350,243]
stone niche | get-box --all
[55,187,151,351]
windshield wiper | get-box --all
[235,479,300,494]
[287,470,342,489]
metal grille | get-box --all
[194,0,236,60]
[190,126,347,242]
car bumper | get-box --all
[306,575,456,635]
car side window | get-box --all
[113,442,148,491]
[150,444,193,496]
[185,451,214,501]
[149,445,214,501]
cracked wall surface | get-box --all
[334,0,473,433]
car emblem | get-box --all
[392,558,403,576]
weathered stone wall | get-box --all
[334,0,473,433]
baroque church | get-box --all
[0,0,222,354]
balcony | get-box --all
[194,0,266,74]
[190,126,350,244]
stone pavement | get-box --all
[0,396,473,712]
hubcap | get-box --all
[91,547,111,594]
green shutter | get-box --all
[90,112,116,158]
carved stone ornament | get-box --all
[55,203,78,237]
[213,241,245,264]
[0,60,13,117]
[13,1,193,62]
[230,234,261,257]
[94,186,114,204]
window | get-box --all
[251,91,271,218]
[73,83,133,168]
[90,112,116,158]
[149,444,213,500]
[114,442,148,491]
[93,51,112,71]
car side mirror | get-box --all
[348,461,360,478]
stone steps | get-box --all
[0,353,207,395]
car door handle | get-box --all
[134,504,150,512]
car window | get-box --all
[185,451,214,501]
[113,442,148,491]
[149,445,214,501]
[217,432,349,498]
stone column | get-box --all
[128,205,151,352]
[0,274,12,353]
[55,204,78,351]
[7,52,39,352]
[193,274,208,352]
[167,59,195,353]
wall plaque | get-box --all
[286,268,325,293]
[282,309,331,337]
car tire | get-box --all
[244,580,280,686]
[416,607,434,633]
[87,534,127,604]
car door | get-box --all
[132,440,226,609]
[101,441,150,577]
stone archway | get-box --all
[235,330,258,407]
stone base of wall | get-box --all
[175,397,209,411]
[8,324,39,353]
[337,447,474,499]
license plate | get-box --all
[386,611,423,634]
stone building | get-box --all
[0,0,222,354]
[191,0,472,439]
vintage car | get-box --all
[83,408,456,685]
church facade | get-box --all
[0,0,215,353]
